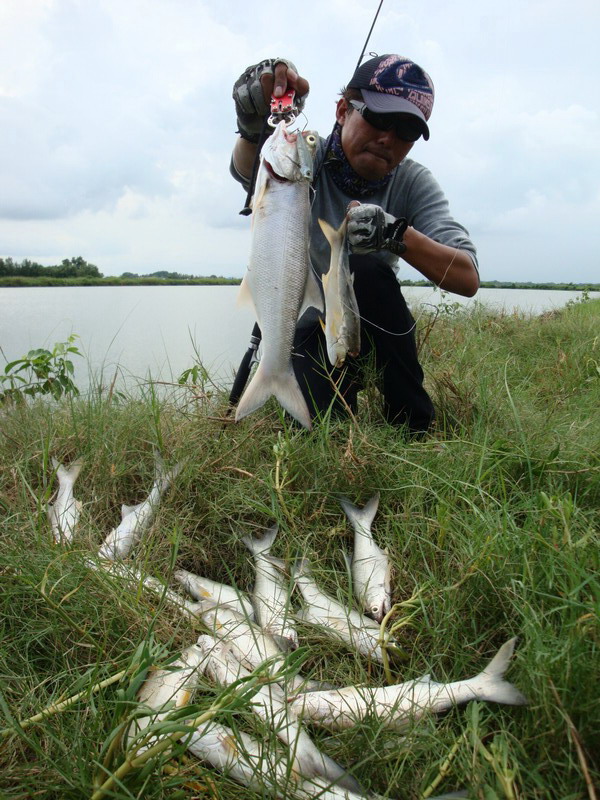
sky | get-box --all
[1,0,599,283]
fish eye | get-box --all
[305,134,317,145]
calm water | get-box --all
[1,285,596,391]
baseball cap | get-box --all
[348,54,434,140]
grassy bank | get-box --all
[1,300,598,799]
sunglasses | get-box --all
[348,100,423,142]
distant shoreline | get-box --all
[0,276,598,291]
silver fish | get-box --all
[235,121,323,430]
[242,525,298,651]
[47,457,83,543]
[289,637,527,730]
[173,567,255,620]
[188,719,382,799]
[98,456,182,560]
[128,644,203,748]
[318,218,361,367]
[340,494,391,622]
[195,635,361,794]
[286,558,394,662]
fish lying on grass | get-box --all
[289,637,527,730]
[271,557,397,663]
[340,494,391,622]
[128,644,203,748]
[195,635,362,794]
[318,218,361,368]
[98,456,182,560]
[235,121,323,430]
[47,457,83,543]
[173,567,255,620]
[188,721,467,800]
[196,598,323,693]
[242,525,298,651]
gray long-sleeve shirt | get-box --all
[231,133,478,330]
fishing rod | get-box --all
[228,0,385,411]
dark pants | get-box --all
[292,254,435,434]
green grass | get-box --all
[1,300,598,799]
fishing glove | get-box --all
[346,204,408,256]
[233,58,305,144]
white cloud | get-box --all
[0,0,599,281]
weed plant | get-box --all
[1,300,598,799]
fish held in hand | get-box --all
[242,524,299,651]
[318,218,361,368]
[340,494,391,622]
[235,121,323,430]
[47,457,83,544]
[289,637,528,730]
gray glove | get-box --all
[346,204,408,256]
[232,58,304,143]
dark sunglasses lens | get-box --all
[362,106,422,141]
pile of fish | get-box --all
[235,120,361,431]
[46,457,527,799]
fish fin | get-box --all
[263,554,288,574]
[340,492,380,531]
[292,558,312,580]
[241,524,278,556]
[418,673,432,683]
[298,266,324,318]
[121,504,137,519]
[304,749,364,795]
[236,275,256,313]
[47,504,57,524]
[475,637,528,706]
[317,217,340,247]
[235,362,312,430]
[52,457,83,484]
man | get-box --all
[231,55,479,434]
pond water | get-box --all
[0,285,596,391]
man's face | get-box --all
[336,98,415,180]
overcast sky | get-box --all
[1,0,599,283]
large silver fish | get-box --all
[173,567,255,620]
[195,635,361,794]
[318,218,361,368]
[128,644,203,748]
[188,720,465,799]
[188,719,382,799]
[289,637,527,730]
[285,558,397,662]
[236,121,323,430]
[98,456,182,560]
[194,598,320,693]
[340,494,391,622]
[242,525,298,651]
[47,457,83,543]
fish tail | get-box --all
[241,524,279,556]
[52,457,83,485]
[291,558,312,580]
[235,363,312,430]
[340,492,380,530]
[475,637,528,706]
[303,746,363,795]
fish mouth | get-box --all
[265,160,289,182]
